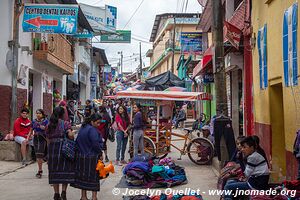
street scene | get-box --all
[0,0,300,200]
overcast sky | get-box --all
[77,0,202,72]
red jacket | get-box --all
[13,117,31,138]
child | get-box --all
[223,136,269,200]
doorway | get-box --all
[269,83,286,181]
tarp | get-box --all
[145,71,185,91]
[116,90,212,101]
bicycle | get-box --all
[128,126,214,165]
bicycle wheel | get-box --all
[129,136,156,158]
[187,137,214,165]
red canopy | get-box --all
[116,90,212,101]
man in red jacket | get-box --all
[13,108,32,166]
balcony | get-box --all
[33,34,74,74]
[165,39,180,51]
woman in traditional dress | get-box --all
[31,109,48,178]
[46,106,75,200]
[71,113,103,200]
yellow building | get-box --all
[252,0,300,181]
[147,13,201,76]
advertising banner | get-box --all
[79,3,117,33]
[224,21,242,50]
[100,30,131,43]
[23,4,78,34]
[180,32,202,55]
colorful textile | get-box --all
[32,118,48,137]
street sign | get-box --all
[100,30,131,43]
[79,3,117,34]
[22,4,78,34]
[203,73,214,83]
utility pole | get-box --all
[171,16,176,73]
[139,42,142,79]
[212,0,228,115]
[118,51,123,76]
[10,0,21,129]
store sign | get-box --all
[23,4,78,34]
[103,64,112,73]
[203,73,214,83]
[90,72,97,86]
[171,18,199,25]
[224,21,242,50]
[79,3,117,33]
[100,30,131,43]
[73,29,93,38]
[180,32,203,55]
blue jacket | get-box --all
[133,112,144,130]
[76,124,103,156]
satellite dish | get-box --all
[6,50,13,71]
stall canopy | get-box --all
[145,71,185,90]
[116,90,212,101]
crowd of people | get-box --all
[11,98,144,200]
[10,98,300,200]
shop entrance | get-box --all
[269,83,286,181]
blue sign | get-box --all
[23,4,78,34]
[180,32,202,55]
[203,73,214,83]
[73,29,93,38]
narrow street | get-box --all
[0,129,218,200]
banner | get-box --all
[23,4,78,34]
[180,32,202,55]
[79,3,117,33]
[100,30,131,43]
[224,21,242,50]
[257,24,268,89]
[283,3,298,87]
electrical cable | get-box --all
[123,0,145,29]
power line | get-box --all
[123,0,145,29]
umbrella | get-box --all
[164,86,187,92]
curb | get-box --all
[0,160,34,177]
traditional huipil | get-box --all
[32,118,48,159]
[46,120,74,184]
[71,124,103,191]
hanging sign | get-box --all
[73,29,93,38]
[79,3,117,34]
[180,32,203,55]
[22,4,78,34]
[224,21,242,50]
[100,30,131,43]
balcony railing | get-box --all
[165,39,180,51]
[33,34,74,74]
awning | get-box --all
[192,46,213,78]
[116,90,212,101]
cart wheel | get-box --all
[129,136,156,158]
[187,137,214,165]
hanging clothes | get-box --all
[214,117,236,166]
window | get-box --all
[283,3,298,86]
[257,24,268,89]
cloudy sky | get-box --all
[77,0,202,72]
